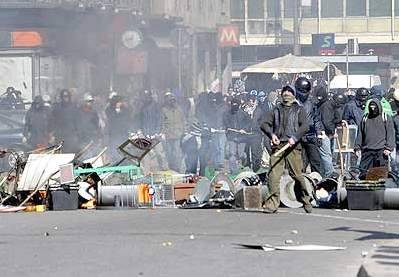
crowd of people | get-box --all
[18,76,399,186]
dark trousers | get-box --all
[359,149,387,174]
[301,140,322,174]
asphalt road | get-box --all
[1,208,399,277]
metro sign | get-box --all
[218,24,240,48]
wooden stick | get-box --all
[335,136,345,176]
[227,128,253,135]
[272,143,291,157]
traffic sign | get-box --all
[218,24,240,48]
[312,33,335,55]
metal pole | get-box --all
[191,33,197,95]
[217,47,222,92]
[392,0,395,41]
[327,61,330,92]
[293,0,301,55]
[346,40,349,90]
[178,28,182,93]
[317,0,321,34]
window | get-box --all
[346,0,366,16]
[321,0,343,17]
[302,0,318,18]
[248,0,264,19]
[369,0,391,16]
[284,0,294,18]
[231,0,244,19]
[267,0,281,18]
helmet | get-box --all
[393,89,399,101]
[333,92,347,106]
[355,87,369,101]
[294,77,312,94]
[315,86,328,102]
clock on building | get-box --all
[121,30,142,49]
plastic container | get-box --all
[346,180,385,210]
[49,184,79,210]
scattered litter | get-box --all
[43,232,49,237]
[343,209,348,212]
[189,234,195,240]
[377,214,381,218]
[0,205,26,213]
[54,226,58,230]
[361,251,368,257]
[291,230,298,235]
[373,244,377,248]
[285,240,294,244]
[216,209,221,213]
[238,243,346,252]
[162,241,173,247]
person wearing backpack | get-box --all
[354,98,395,178]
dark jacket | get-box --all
[298,97,323,140]
[24,107,51,147]
[261,101,309,144]
[355,99,395,152]
[393,113,399,149]
[223,108,252,142]
[318,99,337,136]
[342,100,363,126]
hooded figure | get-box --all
[24,96,51,148]
[342,87,369,126]
[355,98,395,178]
[294,77,324,175]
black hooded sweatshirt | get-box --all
[355,99,395,152]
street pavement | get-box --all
[1,208,399,277]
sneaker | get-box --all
[303,204,312,214]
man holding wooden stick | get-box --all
[261,85,312,213]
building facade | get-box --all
[231,0,399,87]
[0,0,230,100]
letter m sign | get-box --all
[218,25,240,48]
